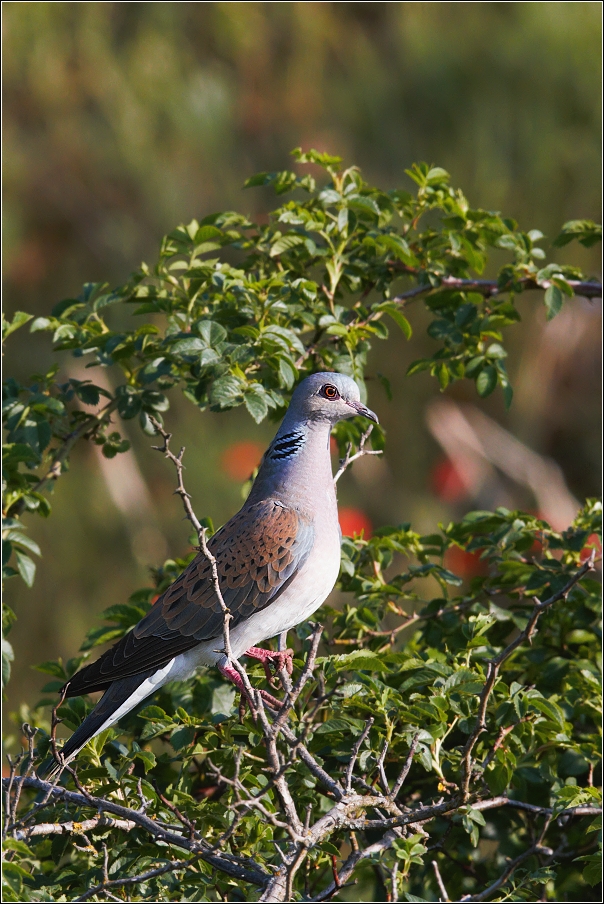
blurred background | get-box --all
[3,2,601,719]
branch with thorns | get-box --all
[333,424,382,484]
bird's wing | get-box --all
[65,499,314,696]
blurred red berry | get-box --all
[330,436,338,456]
[339,507,372,538]
[445,545,486,579]
[221,441,264,481]
[580,533,602,562]
[430,457,469,503]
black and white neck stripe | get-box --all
[269,430,306,461]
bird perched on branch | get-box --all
[42,372,378,776]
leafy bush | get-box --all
[2,151,601,902]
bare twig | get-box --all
[459,843,553,902]
[376,740,390,794]
[345,718,374,792]
[390,860,399,903]
[270,626,323,734]
[470,796,602,820]
[309,827,401,902]
[12,814,137,841]
[148,416,261,712]
[390,276,602,306]
[432,859,450,901]
[2,755,17,840]
[155,785,199,839]
[73,852,206,903]
[333,425,382,485]
[390,732,420,799]
[47,684,68,777]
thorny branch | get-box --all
[333,424,382,485]
[148,415,257,710]
[390,275,602,305]
[432,858,450,902]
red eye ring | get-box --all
[322,384,340,400]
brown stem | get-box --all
[459,843,552,902]
[432,858,450,902]
[390,275,602,305]
[333,425,382,485]
[148,416,257,710]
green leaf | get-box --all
[553,219,602,248]
[138,705,171,722]
[314,718,365,734]
[2,637,14,686]
[6,530,41,557]
[332,649,390,673]
[406,358,432,376]
[34,659,67,678]
[575,847,602,885]
[270,234,307,257]
[476,365,497,397]
[376,303,413,339]
[210,375,245,409]
[197,320,228,346]
[15,550,36,587]
[170,337,206,355]
[544,284,564,320]
[2,311,33,340]
[115,385,142,419]
[426,166,450,184]
[278,356,298,389]
[133,749,157,772]
[244,385,269,423]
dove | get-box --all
[43,372,378,774]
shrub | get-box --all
[2,150,601,902]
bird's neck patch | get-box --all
[269,430,306,461]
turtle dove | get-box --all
[44,372,378,773]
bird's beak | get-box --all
[346,400,379,424]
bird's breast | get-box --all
[227,514,342,658]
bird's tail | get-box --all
[37,670,157,780]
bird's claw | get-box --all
[244,646,294,687]
[218,660,282,722]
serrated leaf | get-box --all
[332,649,390,673]
[244,386,269,423]
[270,234,306,257]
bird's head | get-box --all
[288,372,379,426]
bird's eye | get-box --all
[322,384,340,400]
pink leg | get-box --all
[218,660,281,711]
[244,646,294,686]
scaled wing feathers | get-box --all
[65,500,314,696]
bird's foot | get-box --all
[218,661,281,716]
[244,646,294,687]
